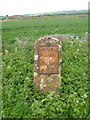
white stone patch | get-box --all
[49,40,53,43]
[52,37,59,41]
[0,52,3,55]
[41,78,44,83]
[37,67,39,69]
[41,43,45,45]
[58,67,61,72]
[40,75,44,79]
[40,83,46,89]
[40,78,46,89]
[40,83,43,89]
[34,55,38,60]
[39,38,42,41]
[58,44,62,50]
[58,74,60,78]
[59,59,62,63]
[34,72,38,77]
[60,41,62,45]
[34,64,37,67]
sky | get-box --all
[0,0,89,16]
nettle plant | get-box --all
[2,35,89,118]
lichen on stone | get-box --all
[34,72,38,77]
[34,55,38,60]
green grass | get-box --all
[2,17,87,43]
[2,17,89,118]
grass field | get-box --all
[2,17,89,118]
[2,17,88,43]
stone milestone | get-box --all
[34,35,62,92]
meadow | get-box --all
[2,17,89,118]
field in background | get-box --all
[0,9,88,21]
[2,17,88,44]
[2,17,89,118]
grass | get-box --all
[2,17,89,118]
[2,17,87,43]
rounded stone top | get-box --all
[38,34,70,41]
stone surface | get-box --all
[39,46,59,73]
[34,35,62,92]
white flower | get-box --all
[74,92,77,95]
[77,49,79,52]
[76,100,79,103]
[83,94,87,98]
[76,37,79,40]
[70,36,74,38]
[26,77,29,80]
[58,44,62,49]
[76,36,79,40]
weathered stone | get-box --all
[34,35,62,92]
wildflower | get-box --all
[74,92,77,95]
[26,77,29,80]
[76,100,79,103]
[76,36,79,40]
[70,36,74,38]
[83,94,87,98]
[77,49,79,52]
[76,37,79,40]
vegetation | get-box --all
[2,17,89,118]
[0,9,88,20]
[33,9,88,17]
